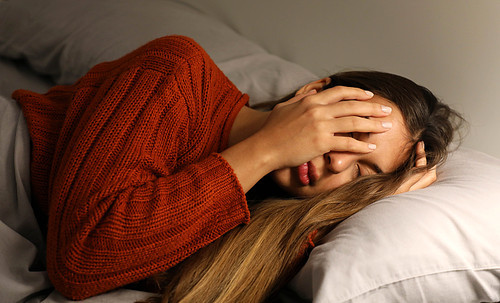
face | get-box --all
[271,95,412,197]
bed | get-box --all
[1,1,499,302]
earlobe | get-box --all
[296,77,332,95]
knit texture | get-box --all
[13,35,251,300]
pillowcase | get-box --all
[0,0,316,105]
[290,147,500,302]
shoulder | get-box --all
[120,35,221,83]
[140,35,210,64]
[78,35,213,87]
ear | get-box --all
[296,77,332,95]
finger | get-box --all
[279,89,317,106]
[327,136,377,153]
[415,141,427,168]
[308,86,374,105]
[331,116,392,134]
[326,100,392,118]
[396,165,437,195]
[396,173,420,194]
[409,166,437,191]
[296,77,331,95]
[395,172,422,194]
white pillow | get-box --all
[0,0,316,104]
[290,147,500,302]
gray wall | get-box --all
[183,0,500,158]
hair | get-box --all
[141,71,465,303]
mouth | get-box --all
[298,161,319,186]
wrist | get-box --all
[247,131,281,171]
[220,134,277,193]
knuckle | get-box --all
[339,101,355,112]
[301,95,315,105]
[274,103,285,109]
[311,135,326,150]
[348,117,360,129]
[333,85,348,94]
[371,119,383,129]
[343,137,356,150]
[334,85,362,96]
[305,106,323,120]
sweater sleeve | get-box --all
[48,155,249,300]
[44,36,251,300]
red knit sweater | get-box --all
[13,35,251,300]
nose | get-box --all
[324,152,358,174]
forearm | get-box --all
[47,154,250,300]
[220,133,277,193]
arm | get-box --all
[45,36,250,300]
[47,153,249,300]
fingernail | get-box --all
[368,143,377,150]
[382,121,392,129]
[420,141,425,150]
[365,90,374,97]
[381,105,392,113]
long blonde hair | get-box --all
[143,71,464,302]
[148,172,406,303]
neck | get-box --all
[228,105,270,147]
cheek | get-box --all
[271,168,294,189]
[317,173,351,191]
[271,169,305,196]
[271,167,353,196]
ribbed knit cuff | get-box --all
[209,152,251,226]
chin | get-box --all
[270,169,314,198]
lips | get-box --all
[298,161,319,186]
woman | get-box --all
[13,35,462,301]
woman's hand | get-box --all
[252,86,393,171]
[395,142,437,194]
